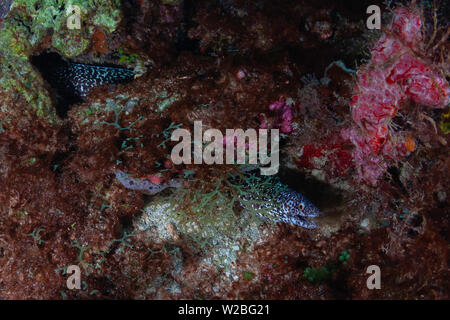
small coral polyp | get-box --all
[260,99,294,133]
[342,6,450,185]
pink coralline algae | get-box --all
[296,142,353,179]
[341,7,450,185]
[259,99,294,133]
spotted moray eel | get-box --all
[238,178,321,229]
[116,171,321,229]
[33,52,321,228]
[32,52,134,102]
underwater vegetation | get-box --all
[302,250,351,285]
[0,0,448,300]
[32,51,135,116]
[341,6,449,185]
[118,166,322,229]
[259,99,295,134]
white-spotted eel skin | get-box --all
[32,52,135,102]
[60,61,135,99]
[238,177,322,229]
[116,170,322,229]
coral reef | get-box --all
[259,99,295,133]
[341,6,449,185]
[0,0,448,300]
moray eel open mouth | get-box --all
[239,185,322,229]
[116,169,322,229]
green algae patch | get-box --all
[0,54,59,125]
[92,3,122,33]
[7,0,122,58]
[439,110,450,135]
[0,0,123,124]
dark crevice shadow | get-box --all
[31,52,82,118]
[31,51,135,118]
[278,167,345,211]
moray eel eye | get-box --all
[298,202,305,210]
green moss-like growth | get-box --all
[303,265,334,284]
[164,167,288,253]
[439,110,450,135]
[167,172,242,251]
[228,171,287,223]
[243,271,255,281]
[8,0,122,57]
[338,250,351,265]
[136,166,285,277]
[0,54,58,124]
[0,1,123,124]
[302,250,352,285]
